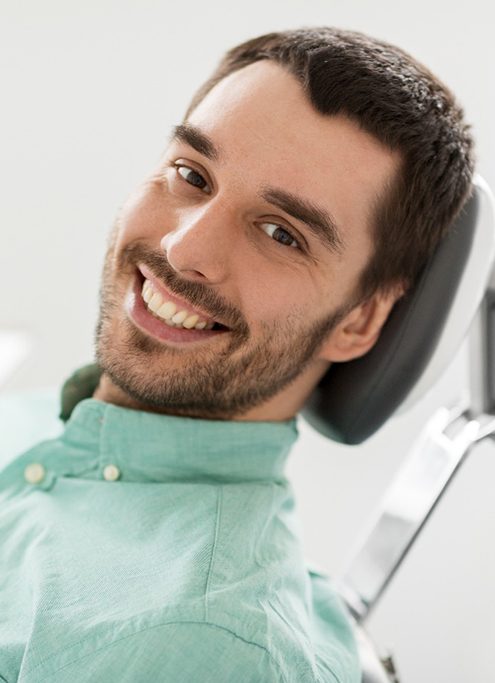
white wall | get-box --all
[1,2,494,681]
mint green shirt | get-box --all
[0,368,360,682]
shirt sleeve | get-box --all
[42,621,287,683]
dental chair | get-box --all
[302,175,495,682]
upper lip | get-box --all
[137,263,228,328]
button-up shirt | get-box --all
[0,367,360,682]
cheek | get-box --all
[240,272,319,332]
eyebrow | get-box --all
[261,187,345,256]
[171,123,220,161]
[170,123,345,255]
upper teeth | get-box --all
[142,279,214,330]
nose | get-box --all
[160,201,234,283]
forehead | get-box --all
[185,60,400,256]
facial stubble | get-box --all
[94,237,352,420]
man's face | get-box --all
[95,60,399,420]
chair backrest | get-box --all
[306,177,495,681]
[301,176,495,444]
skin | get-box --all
[93,60,403,422]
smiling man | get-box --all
[94,60,402,425]
[0,27,473,683]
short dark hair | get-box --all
[185,27,475,300]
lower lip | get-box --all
[125,273,229,345]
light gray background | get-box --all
[1,2,494,681]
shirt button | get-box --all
[24,463,46,484]
[103,464,121,481]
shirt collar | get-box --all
[55,365,299,484]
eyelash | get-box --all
[172,162,303,251]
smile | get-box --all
[142,280,216,330]
[137,263,228,331]
[124,265,230,345]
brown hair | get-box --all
[185,27,475,300]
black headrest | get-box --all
[301,180,493,444]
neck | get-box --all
[93,375,147,413]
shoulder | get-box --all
[38,616,358,682]
[31,620,289,683]
[0,389,62,470]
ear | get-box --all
[319,284,406,363]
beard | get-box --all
[94,235,354,420]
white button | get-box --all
[103,464,121,481]
[24,463,46,484]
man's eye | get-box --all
[260,222,301,250]
[176,165,211,193]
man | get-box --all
[0,27,473,682]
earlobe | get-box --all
[318,285,405,363]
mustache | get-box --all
[119,241,247,333]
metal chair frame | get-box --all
[333,267,495,682]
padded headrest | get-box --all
[301,176,495,445]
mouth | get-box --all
[125,265,230,345]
